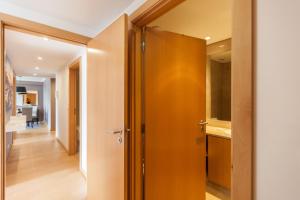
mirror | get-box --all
[206,39,231,126]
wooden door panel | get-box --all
[207,135,231,189]
[144,28,206,200]
[69,68,77,155]
[87,15,128,200]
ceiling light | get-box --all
[33,73,38,76]
[87,48,104,54]
[43,37,49,41]
[205,36,211,41]
[37,56,43,60]
[35,66,40,70]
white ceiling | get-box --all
[150,0,232,44]
[5,29,84,77]
[16,76,46,82]
[0,0,145,37]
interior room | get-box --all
[4,28,87,199]
[144,0,232,199]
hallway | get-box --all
[6,125,86,200]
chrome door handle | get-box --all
[198,121,208,126]
[106,129,123,135]
[198,120,208,131]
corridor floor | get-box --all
[5,125,86,200]
[206,182,231,200]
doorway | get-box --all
[2,25,87,199]
[129,0,253,199]
[69,59,80,155]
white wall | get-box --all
[43,78,51,129]
[80,50,88,176]
[56,67,69,149]
[256,0,300,199]
[56,49,87,176]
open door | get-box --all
[69,62,79,155]
[87,15,128,199]
[144,28,206,200]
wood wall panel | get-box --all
[232,0,253,199]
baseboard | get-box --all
[56,137,69,154]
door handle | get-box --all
[106,129,123,135]
[198,120,208,131]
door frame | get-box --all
[128,0,254,200]
[68,58,81,155]
[0,13,90,200]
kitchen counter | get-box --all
[6,115,26,159]
[6,115,26,132]
[206,126,231,139]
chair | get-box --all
[22,107,33,128]
[32,106,39,124]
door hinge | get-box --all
[141,41,146,52]
[141,124,146,134]
[142,162,145,175]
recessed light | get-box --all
[35,66,40,70]
[33,73,38,76]
[205,36,211,41]
[43,37,49,41]
[37,56,43,60]
[218,45,225,48]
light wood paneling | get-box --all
[144,28,206,200]
[0,12,90,45]
[232,0,253,199]
[87,14,128,200]
[207,135,231,189]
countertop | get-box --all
[6,115,26,132]
[206,125,231,139]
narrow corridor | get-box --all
[6,125,86,200]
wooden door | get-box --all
[144,28,206,200]
[87,15,128,200]
[69,65,79,155]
